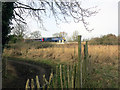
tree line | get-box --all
[89,34,119,45]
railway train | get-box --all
[26,37,66,42]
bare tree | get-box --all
[30,30,42,39]
[53,32,67,38]
[67,36,72,42]
[11,23,28,38]
[13,0,98,31]
[52,33,60,37]
[59,32,67,38]
[72,30,79,41]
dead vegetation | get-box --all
[3,42,119,88]
[3,42,118,65]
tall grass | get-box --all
[25,61,92,89]
[3,43,118,65]
[25,40,91,88]
[3,41,118,88]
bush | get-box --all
[89,34,118,45]
[7,40,54,50]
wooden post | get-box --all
[48,72,53,88]
[67,65,70,88]
[60,65,63,89]
[78,35,82,88]
[55,66,58,88]
[84,41,88,60]
[83,41,88,87]
[73,63,76,88]
[78,35,82,62]
[36,76,40,89]
[63,65,66,88]
[25,79,30,90]
[84,41,88,72]
[72,65,74,88]
[75,63,78,88]
[31,79,35,90]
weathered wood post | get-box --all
[31,79,35,90]
[78,35,82,88]
[84,41,88,72]
[63,65,66,88]
[83,41,88,87]
[25,79,30,90]
[78,35,82,62]
[73,63,76,88]
[67,65,70,88]
[84,41,88,60]
[36,76,40,89]
[55,66,58,88]
[60,65,63,89]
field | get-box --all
[3,42,118,64]
[3,42,119,88]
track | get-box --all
[3,59,51,88]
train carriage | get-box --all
[33,37,66,42]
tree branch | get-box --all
[13,9,24,20]
[14,6,45,11]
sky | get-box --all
[15,0,119,40]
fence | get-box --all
[25,35,91,89]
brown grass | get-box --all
[3,43,118,65]
[3,43,118,88]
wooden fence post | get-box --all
[31,79,35,90]
[78,35,82,62]
[55,66,58,88]
[60,65,63,89]
[83,41,88,87]
[84,41,88,60]
[67,65,70,88]
[62,65,66,88]
[78,35,82,88]
[36,76,40,89]
[25,79,30,90]
[73,63,76,88]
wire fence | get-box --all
[25,35,91,89]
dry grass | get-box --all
[88,45,118,64]
[3,44,118,64]
[3,43,119,88]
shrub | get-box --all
[89,34,118,45]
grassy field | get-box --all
[3,42,118,64]
[3,42,119,88]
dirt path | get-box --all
[3,59,52,88]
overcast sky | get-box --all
[18,0,119,40]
